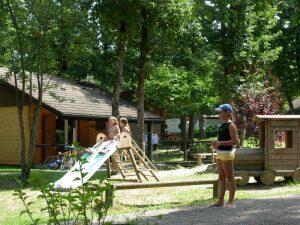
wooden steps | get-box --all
[105,132,159,182]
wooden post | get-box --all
[131,147,159,172]
[64,119,68,145]
[106,178,241,208]
[106,158,111,178]
[105,184,115,208]
[264,120,270,170]
[199,114,205,138]
[128,148,142,182]
[147,121,153,160]
[160,120,166,141]
[213,181,218,198]
[111,154,126,179]
[180,116,188,161]
[196,156,202,166]
[72,120,78,143]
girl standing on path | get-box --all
[211,104,238,208]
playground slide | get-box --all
[54,140,118,189]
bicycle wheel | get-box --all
[44,155,59,170]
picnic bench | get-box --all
[105,177,242,208]
[192,153,215,165]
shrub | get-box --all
[190,143,211,153]
[205,125,218,137]
[243,137,259,148]
[14,156,110,225]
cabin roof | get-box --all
[255,115,300,121]
[0,67,162,121]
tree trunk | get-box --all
[146,122,153,160]
[13,75,27,181]
[20,78,43,182]
[17,105,26,178]
[296,23,300,79]
[6,0,44,183]
[27,99,43,169]
[287,96,295,114]
[180,116,188,161]
[8,0,27,180]
[238,115,246,147]
[112,20,127,117]
[160,120,166,141]
[199,114,205,139]
[188,114,195,140]
[137,9,149,150]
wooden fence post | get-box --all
[213,181,218,198]
[105,184,116,208]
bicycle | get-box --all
[44,145,77,170]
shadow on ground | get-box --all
[114,196,300,225]
[0,168,106,191]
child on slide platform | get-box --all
[84,117,120,154]
[211,104,238,208]
[119,118,131,135]
[107,116,120,140]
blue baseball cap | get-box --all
[215,104,233,113]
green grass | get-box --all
[1,166,300,225]
[111,177,300,215]
[0,167,107,225]
[198,137,216,141]
[152,149,183,164]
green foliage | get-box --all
[272,0,300,103]
[243,137,259,148]
[1,0,298,107]
[13,181,40,225]
[204,125,219,138]
[14,156,110,225]
[145,63,217,117]
[189,143,211,153]
[194,0,283,101]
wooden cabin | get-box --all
[0,67,162,165]
[235,115,300,185]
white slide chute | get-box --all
[54,140,118,189]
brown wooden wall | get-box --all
[34,107,57,164]
[77,120,161,147]
[0,104,56,165]
[0,83,19,107]
[0,106,30,165]
[78,120,99,147]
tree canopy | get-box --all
[0,0,299,163]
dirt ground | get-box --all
[108,195,300,225]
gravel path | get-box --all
[157,164,209,177]
[108,195,300,225]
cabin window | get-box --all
[274,130,293,149]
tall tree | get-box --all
[52,0,94,78]
[112,20,127,117]
[93,0,139,117]
[145,64,216,160]
[135,0,191,149]
[273,0,300,113]
[2,0,57,181]
[137,7,149,149]
[195,0,282,141]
